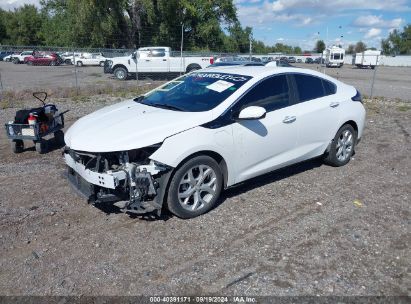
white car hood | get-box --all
[64,100,212,152]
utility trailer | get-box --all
[4,92,68,154]
[353,50,381,69]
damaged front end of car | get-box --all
[63,144,172,215]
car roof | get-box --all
[202,65,328,79]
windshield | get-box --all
[136,72,252,112]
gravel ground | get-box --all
[0,96,410,297]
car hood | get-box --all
[64,100,212,152]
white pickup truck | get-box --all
[11,51,35,64]
[104,46,214,80]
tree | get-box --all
[354,41,366,53]
[0,9,8,43]
[293,46,302,54]
[4,5,44,45]
[346,44,355,54]
[381,38,391,55]
[314,40,325,53]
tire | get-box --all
[114,67,128,80]
[324,124,356,167]
[186,64,201,73]
[99,61,105,67]
[371,66,375,70]
[65,59,72,65]
[11,140,24,153]
[27,61,33,66]
[76,61,83,67]
[50,61,57,66]
[35,139,48,154]
[54,130,65,146]
[13,58,19,64]
[167,155,223,219]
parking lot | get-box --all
[0,87,409,296]
[1,62,411,102]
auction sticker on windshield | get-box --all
[206,80,235,93]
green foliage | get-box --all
[355,41,366,53]
[0,0,301,54]
[346,44,355,54]
[381,25,411,55]
[314,40,325,53]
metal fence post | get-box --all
[0,72,3,102]
[135,51,139,85]
[73,49,79,95]
[370,55,378,98]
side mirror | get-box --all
[237,106,266,120]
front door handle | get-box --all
[283,116,296,124]
[145,59,150,62]
[330,102,340,108]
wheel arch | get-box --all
[343,120,358,137]
[185,63,201,73]
[112,64,128,72]
[172,150,229,189]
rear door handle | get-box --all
[283,116,296,123]
[330,102,340,108]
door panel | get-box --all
[230,74,300,183]
[232,105,300,183]
[291,74,341,159]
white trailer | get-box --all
[325,46,345,68]
[353,50,381,69]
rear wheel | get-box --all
[167,155,223,219]
[76,61,83,67]
[11,140,24,153]
[54,130,65,146]
[324,124,356,167]
[35,139,48,154]
[99,61,105,67]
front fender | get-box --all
[150,126,237,186]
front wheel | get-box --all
[99,61,105,67]
[76,61,83,67]
[167,155,223,219]
[324,124,356,167]
[114,67,128,80]
[35,139,48,154]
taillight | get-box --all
[351,89,362,103]
[210,57,214,64]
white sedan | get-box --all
[74,53,106,67]
[64,66,366,218]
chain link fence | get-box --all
[1,45,410,108]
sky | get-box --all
[1,0,410,50]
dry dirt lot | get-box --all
[0,96,410,297]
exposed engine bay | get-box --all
[64,145,172,215]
